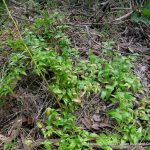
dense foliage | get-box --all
[1,11,149,149]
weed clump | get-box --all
[1,12,149,149]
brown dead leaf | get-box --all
[80,91,86,97]
[22,115,34,125]
[0,134,8,142]
[8,116,23,136]
[21,134,31,150]
[140,66,147,72]
[73,91,86,104]
[95,107,100,114]
[73,97,82,103]
[91,123,99,130]
[93,114,101,122]
[81,117,92,130]
[99,123,114,129]
[10,79,18,90]
[95,105,106,114]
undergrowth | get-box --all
[1,11,150,149]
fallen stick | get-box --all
[89,143,150,150]
[9,0,22,6]
[30,138,150,150]
[114,11,133,21]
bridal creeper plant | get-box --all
[0,52,27,105]
[1,10,150,149]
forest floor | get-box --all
[0,1,150,150]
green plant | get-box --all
[0,53,27,97]
[131,0,150,24]
[96,133,120,150]
[4,139,17,150]
[1,8,149,149]
[122,125,142,144]
[37,108,93,150]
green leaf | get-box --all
[145,146,150,150]
[131,11,150,24]
[142,9,150,16]
[43,140,52,150]
[101,90,107,100]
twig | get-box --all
[69,11,91,17]
[9,0,22,6]
[10,0,40,14]
[68,11,133,27]
[66,20,129,27]
[12,14,34,22]
[91,0,112,26]
[30,139,59,149]
[85,26,92,48]
[30,138,150,150]
[20,134,30,150]
[114,11,133,21]
[89,143,150,149]
[111,7,132,10]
